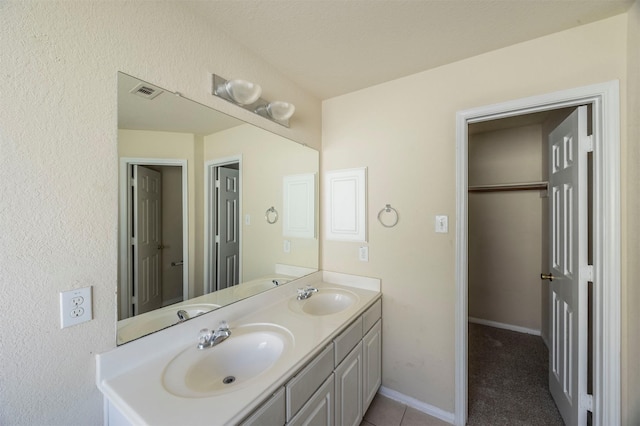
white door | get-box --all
[545,106,589,425]
[133,165,163,315]
[216,167,240,290]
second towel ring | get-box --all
[377,204,399,228]
[265,206,279,224]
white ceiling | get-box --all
[187,0,633,100]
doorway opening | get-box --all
[455,81,620,426]
[466,106,586,425]
[204,156,242,294]
[118,158,188,320]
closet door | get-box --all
[545,106,588,426]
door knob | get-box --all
[540,273,555,281]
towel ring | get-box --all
[377,204,399,228]
[265,206,278,224]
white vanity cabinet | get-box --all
[362,319,382,412]
[240,387,286,426]
[334,341,363,426]
[242,297,382,426]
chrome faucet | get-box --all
[297,286,318,300]
[197,321,231,350]
[177,310,189,322]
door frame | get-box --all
[118,157,189,319]
[454,81,620,426]
[204,155,243,294]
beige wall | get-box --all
[624,1,640,424]
[322,15,628,414]
[468,124,544,333]
[0,2,321,424]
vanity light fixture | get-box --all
[212,73,295,127]
[256,101,296,122]
[214,78,262,105]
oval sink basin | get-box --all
[162,323,293,398]
[117,303,219,344]
[289,288,358,316]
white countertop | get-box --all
[97,271,381,425]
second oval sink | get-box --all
[289,288,358,316]
[162,323,293,398]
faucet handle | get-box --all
[198,328,212,345]
[217,320,229,331]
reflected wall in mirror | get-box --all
[117,72,319,344]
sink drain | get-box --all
[222,376,236,385]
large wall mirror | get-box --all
[117,72,319,344]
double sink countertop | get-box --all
[97,271,381,426]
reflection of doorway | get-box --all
[118,158,188,320]
[455,81,621,425]
[204,156,242,294]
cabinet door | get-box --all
[334,341,363,426]
[288,374,335,426]
[362,319,382,412]
[240,387,285,426]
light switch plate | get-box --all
[60,286,92,328]
[435,215,449,233]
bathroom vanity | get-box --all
[97,271,381,425]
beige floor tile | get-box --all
[359,420,376,426]
[400,406,451,426]
[363,394,406,426]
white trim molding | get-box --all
[468,317,541,336]
[378,387,455,424]
[455,81,620,426]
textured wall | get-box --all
[0,2,320,424]
[322,15,627,414]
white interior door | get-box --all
[133,165,163,315]
[216,167,240,290]
[546,106,588,425]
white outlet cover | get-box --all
[60,286,92,328]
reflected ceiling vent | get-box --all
[130,83,162,100]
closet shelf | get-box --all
[468,181,548,193]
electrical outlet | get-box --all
[60,286,92,328]
[359,246,369,262]
[284,240,291,253]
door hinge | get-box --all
[583,135,594,153]
[582,265,594,282]
[581,393,594,412]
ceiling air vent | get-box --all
[130,83,163,100]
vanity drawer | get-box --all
[362,298,382,334]
[287,373,335,426]
[334,316,363,367]
[240,387,285,426]
[286,344,334,421]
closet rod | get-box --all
[468,181,548,193]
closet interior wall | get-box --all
[468,121,547,338]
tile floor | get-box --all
[361,394,450,426]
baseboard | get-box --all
[378,386,455,424]
[468,317,541,336]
